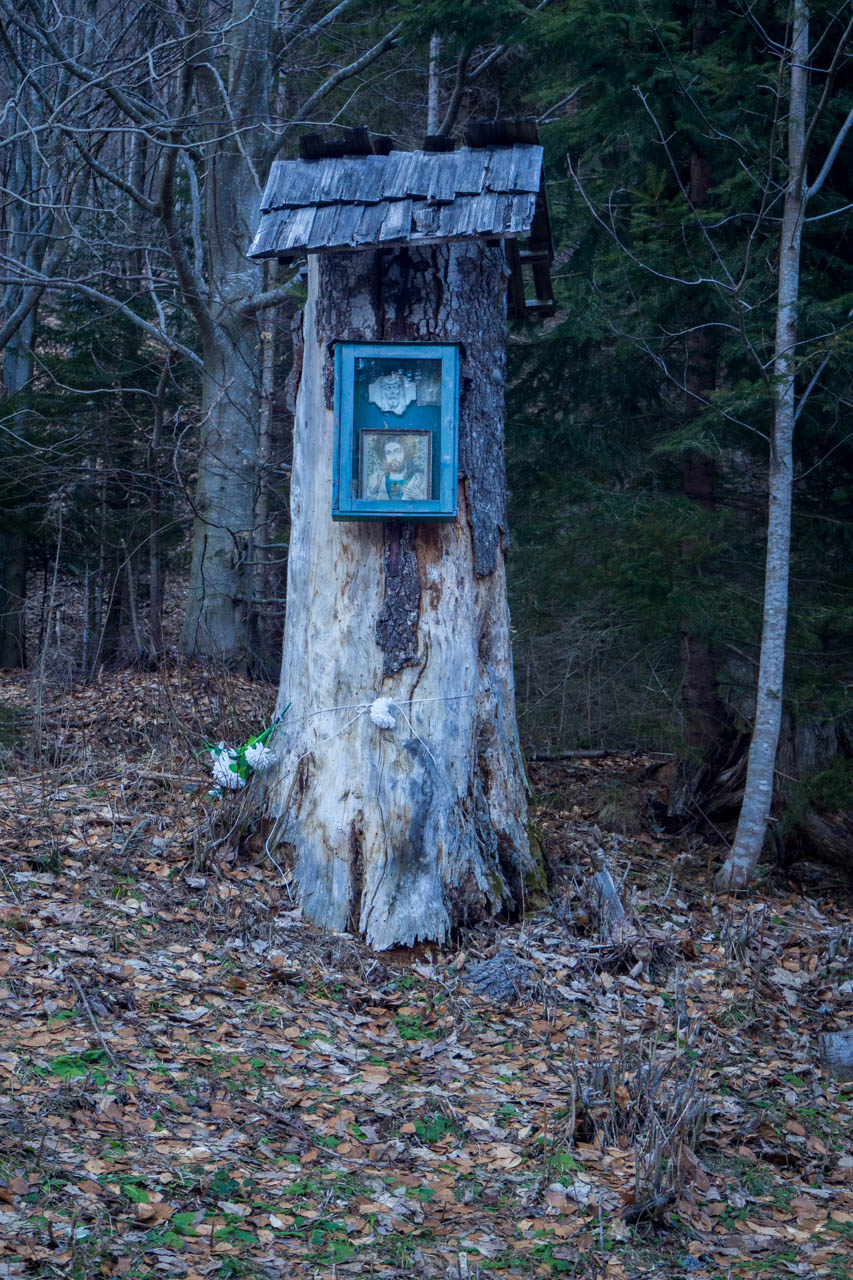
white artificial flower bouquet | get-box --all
[206,706,288,796]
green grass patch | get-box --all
[395,1012,440,1041]
[48,1049,110,1083]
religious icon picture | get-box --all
[360,430,432,503]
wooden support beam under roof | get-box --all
[465,122,554,322]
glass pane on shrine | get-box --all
[351,356,442,503]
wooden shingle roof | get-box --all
[248,145,546,259]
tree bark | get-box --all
[819,1030,853,1081]
[0,530,27,669]
[427,32,441,134]
[147,358,170,663]
[179,0,277,667]
[0,307,36,668]
[715,0,808,890]
[265,245,543,950]
[182,322,262,666]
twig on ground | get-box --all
[529,748,618,762]
[0,862,23,906]
[68,974,121,1069]
[622,1190,675,1224]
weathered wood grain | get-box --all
[375,522,421,675]
[819,1029,853,1080]
[455,149,489,195]
[484,148,515,193]
[353,202,386,245]
[266,244,539,950]
[252,146,546,256]
[378,198,412,243]
[426,152,460,203]
[260,147,543,213]
[507,144,544,193]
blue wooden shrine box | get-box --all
[332,342,459,522]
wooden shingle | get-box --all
[250,145,545,257]
[377,198,413,243]
[248,140,554,316]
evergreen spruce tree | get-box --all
[507,0,853,872]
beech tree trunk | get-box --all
[715,0,808,890]
[179,1,274,668]
[266,245,543,950]
[182,321,262,666]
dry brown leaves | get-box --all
[0,669,851,1279]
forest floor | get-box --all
[0,666,852,1280]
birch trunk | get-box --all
[266,245,542,950]
[148,359,169,663]
[715,1,808,890]
[427,33,441,134]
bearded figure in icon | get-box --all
[366,435,427,502]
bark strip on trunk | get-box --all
[376,522,421,676]
[267,245,541,950]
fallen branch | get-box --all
[622,1190,675,1224]
[68,974,121,1069]
[529,748,617,762]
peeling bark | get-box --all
[375,522,421,676]
[266,244,540,950]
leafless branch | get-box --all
[437,44,474,137]
[266,22,402,166]
[0,262,203,369]
[807,104,853,200]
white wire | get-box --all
[264,690,477,876]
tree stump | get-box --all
[265,244,544,950]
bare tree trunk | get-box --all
[0,307,36,668]
[147,359,169,662]
[0,532,27,669]
[252,292,277,674]
[182,322,261,667]
[124,545,144,663]
[715,0,808,890]
[179,0,276,667]
[427,32,441,134]
[265,246,543,950]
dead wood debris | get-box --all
[465,949,538,1003]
